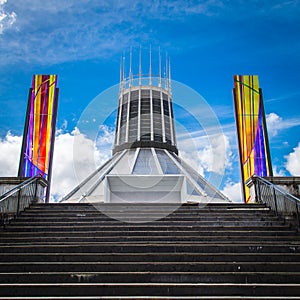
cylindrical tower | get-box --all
[113,50,178,155]
[61,49,230,204]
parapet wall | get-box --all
[0,177,30,197]
[263,176,300,198]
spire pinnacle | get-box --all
[165,52,169,90]
[119,47,171,91]
[149,45,152,86]
[119,55,123,86]
[168,57,171,93]
[129,47,133,87]
[122,53,126,87]
[139,45,142,86]
[158,47,162,87]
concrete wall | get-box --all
[263,176,300,198]
[0,177,30,197]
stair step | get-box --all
[0,297,297,300]
[1,271,300,284]
[8,221,287,227]
[0,230,295,237]
[31,203,267,208]
[1,261,300,273]
[0,202,299,298]
[16,215,277,221]
[1,252,300,263]
[23,208,271,214]
[0,235,299,243]
[0,243,300,254]
[3,225,292,233]
[0,283,299,297]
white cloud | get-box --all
[179,133,232,176]
[285,142,300,176]
[266,112,283,137]
[0,129,112,202]
[0,0,229,65]
[221,181,242,203]
[265,91,300,103]
[52,127,112,202]
[180,150,205,177]
[96,125,114,146]
[271,1,299,11]
[266,112,300,137]
[0,0,16,34]
[0,131,22,176]
[0,127,233,201]
[50,130,79,202]
[0,0,298,65]
[272,165,287,176]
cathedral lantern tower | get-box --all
[62,49,229,204]
[113,49,177,155]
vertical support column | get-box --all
[170,97,176,146]
[125,89,131,143]
[150,89,154,141]
[160,90,166,143]
[167,94,174,145]
[137,88,141,141]
[115,93,123,146]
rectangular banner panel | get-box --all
[233,75,273,203]
[18,75,59,201]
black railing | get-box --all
[251,175,300,228]
[0,176,47,227]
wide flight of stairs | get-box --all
[0,202,300,299]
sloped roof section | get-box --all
[61,148,230,204]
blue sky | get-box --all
[0,0,300,201]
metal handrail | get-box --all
[0,176,47,227]
[252,175,300,228]
[0,177,38,202]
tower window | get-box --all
[152,98,161,114]
[163,100,169,116]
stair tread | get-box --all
[1,202,299,297]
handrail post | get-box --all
[16,189,21,217]
[272,186,278,216]
[295,201,300,229]
[256,177,261,203]
[34,178,39,203]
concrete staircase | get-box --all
[0,202,300,299]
